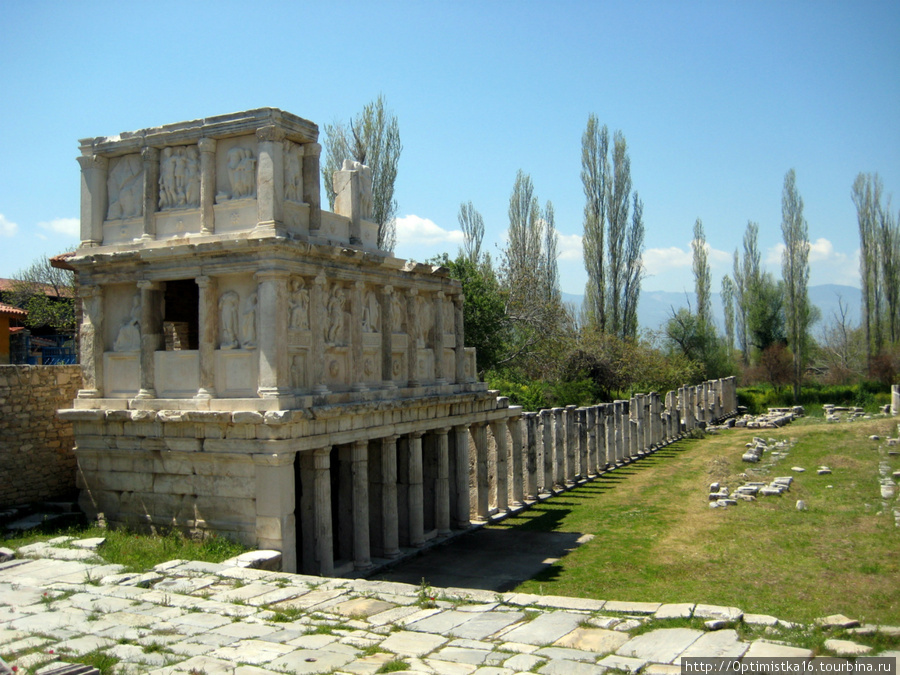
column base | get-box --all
[135,389,156,400]
[77,389,101,399]
[194,388,215,400]
[258,386,292,398]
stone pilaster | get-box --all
[303,142,322,234]
[254,452,297,573]
[141,146,159,241]
[508,414,524,506]
[434,428,451,535]
[452,425,470,528]
[406,288,419,388]
[311,274,329,395]
[256,125,285,232]
[380,435,401,558]
[490,420,508,514]
[198,137,216,235]
[380,285,396,389]
[77,285,104,397]
[407,431,425,546]
[194,275,217,399]
[313,448,333,576]
[136,280,164,399]
[77,154,108,247]
[351,440,371,570]
[453,294,466,384]
[433,292,446,384]
[351,281,367,392]
[524,413,538,500]
[256,270,290,398]
[471,423,490,520]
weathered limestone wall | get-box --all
[0,365,81,508]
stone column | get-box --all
[604,405,616,466]
[614,401,625,463]
[508,414,524,506]
[381,285,396,390]
[433,292,446,384]
[140,146,159,242]
[552,408,565,487]
[578,408,588,478]
[77,285,104,397]
[256,270,291,398]
[633,394,645,454]
[198,137,216,235]
[313,448,333,576]
[77,154,108,247]
[584,407,596,477]
[490,421,509,514]
[540,409,553,494]
[408,431,425,546]
[892,384,899,416]
[452,425,471,528]
[303,143,322,234]
[351,440,371,570]
[195,275,217,399]
[351,281,367,392]
[454,294,466,384]
[406,288,420,388]
[255,452,297,573]
[565,405,577,482]
[472,422,490,520]
[380,435,401,558]
[434,428,451,535]
[524,413,538,499]
[311,274,329,395]
[136,280,164,399]
[256,125,285,231]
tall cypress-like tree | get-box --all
[692,218,712,329]
[733,221,762,364]
[721,274,735,354]
[781,169,811,401]
[582,116,609,331]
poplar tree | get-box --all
[781,169,811,401]
[458,201,485,265]
[721,274,735,354]
[692,218,712,329]
[581,116,609,331]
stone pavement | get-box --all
[1,540,899,675]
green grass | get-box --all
[2,524,247,573]
[503,416,900,625]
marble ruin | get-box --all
[59,108,738,577]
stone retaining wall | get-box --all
[0,365,81,509]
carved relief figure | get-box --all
[159,146,201,210]
[227,147,256,199]
[417,295,432,347]
[291,354,304,389]
[284,142,303,202]
[392,294,404,333]
[361,290,380,333]
[107,155,144,220]
[113,295,141,352]
[241,292,258,349]
[325,285,345,344]
[218,291,240,349]
[289,278,310,331]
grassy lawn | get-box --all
[503,415,900,625]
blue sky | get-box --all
[1,1,898,298]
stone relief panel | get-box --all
[443,300,454,335]
[283,141,304,203]
[113,294,141,352]
[391,294,405,334]
[417,294,433,347]
[217,276,258,350]
[218,291,240,349]
[361,290,380,333]
[215,137,257,202]
[107,154,144,220]
[291,353,307,391]
[324,284,347,345]
[159,146,200,210]
[289,278,310,331]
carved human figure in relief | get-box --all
[284,142,303,203]
[159,146,200,209]
[289,278,310,331]
[184,146,200,205]
[113,295,141,352]
[227,147,256,199]
[417,295,432,347]
[107,155,144,220]
[241,292,258,349]
[218,291,240,349]
[325,286,345,344]
[361,290,380,333]
[392,294,404,333]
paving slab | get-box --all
[654,604,695,620]
[554,627,629,654]
[54,635,116,656]
[534,646,600,663]
[823,639,872,656]
[332,597,396,618]
[692,604,743,622]
[268,648,357,675]
[743,641,813,658]
[674,630,748,663]
[423,658,479,675]
[209,638,297,664]
[537,659,607,675]
[499,611,584,646]
[603,601,661,615]
[743,613,779,626]
[503,653,546,671]
[617,628,703,664]
[597,654,647,673]
[449,611,525,640]
[433,646,497,666]
[407,609,474,634]
[380,630,449,657]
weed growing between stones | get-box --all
[68,649,119,675]
[376,659,410,673]
[416,578,437,608]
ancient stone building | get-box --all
[60,109,513,576]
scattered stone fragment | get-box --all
[817,468,832,475]
[0,547,14,563]
[824,639,872,656]
[791,467,805,473]
[796,500,807,511]
[704,620,727,630]
[870,435,880,441]
[815,614,860,629]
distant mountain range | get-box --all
[561,284,862,334]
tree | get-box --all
[541,200,561,307]
[781,169,811,400]
[692,218,712,329]
[321,94,402,251]
[818,296,865,384]
[733,221,762,364]
[721,274,736,355]
[458,201,485,265]
[2,254,76,333]
[748,273,786,353]
[581,116,643,340]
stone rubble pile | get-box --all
[708,476,796,508]
[824,405,871,422]
[722,407,804,429]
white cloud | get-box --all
[766,238,859,287]
[0,213,19,237]
[38,217,79,238]
[557,233,583,261]
[395,214,464,248]
[642,246,693,274]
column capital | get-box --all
[433,427,451,436]
[141,146,160,162]
[409,430,425,440]
[304,142,322,157]
[254,268,291,282]
[77,153,108,171]
[382,284,393,295]
[257,125,286,143]
[78,284,102,299]
[195,275,213,288]
[406,287,418,298]
[436,290,446,300]
[198,137,216,153]
[137,280,164,291]
[314,273,327,286]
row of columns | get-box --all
[77,272,468,400]
[77,129,322,247]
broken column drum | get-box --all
[60,109,513,576]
